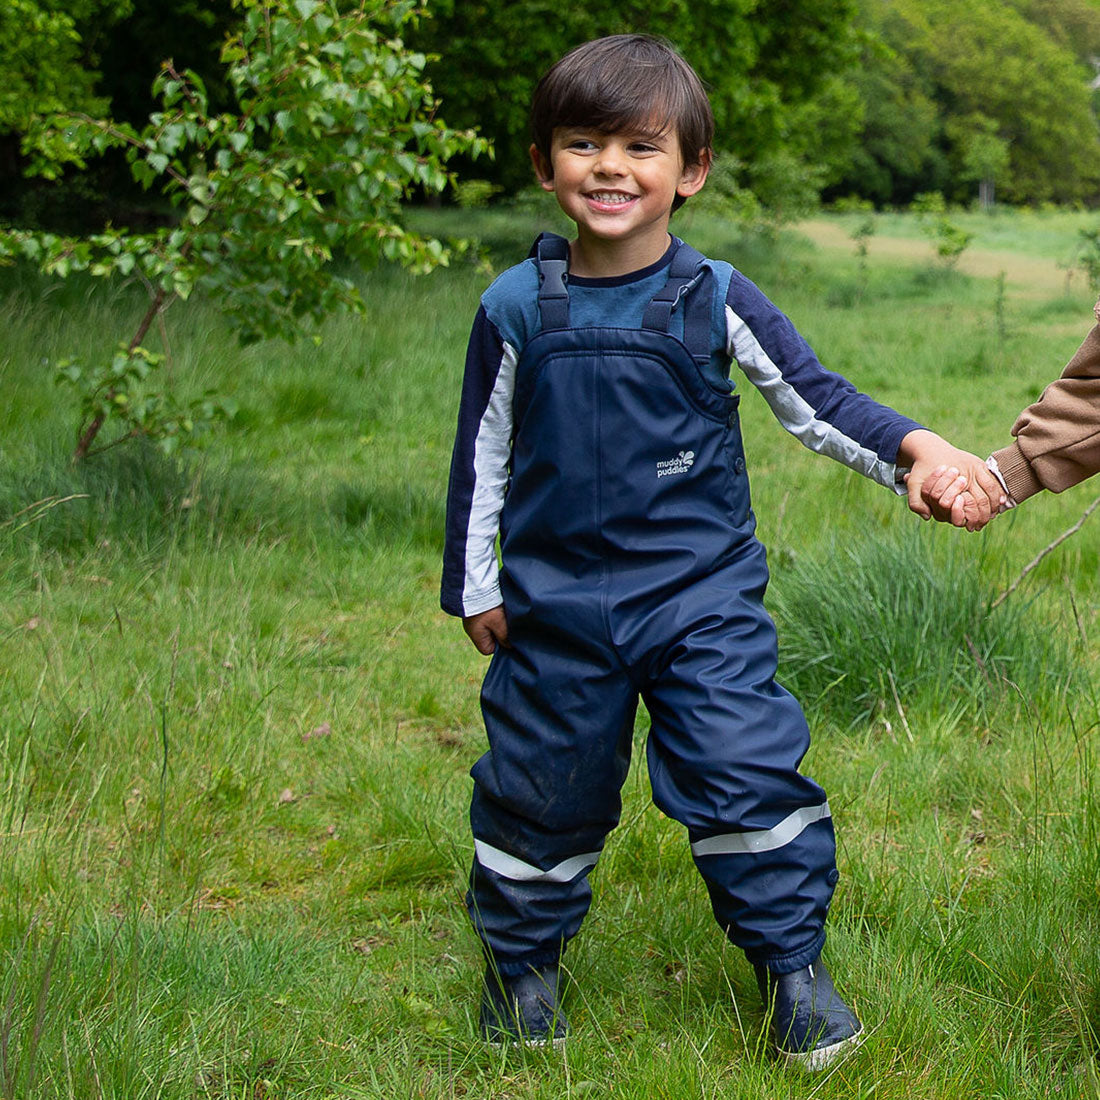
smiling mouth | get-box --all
[586,191,636,205]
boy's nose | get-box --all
[594,145,627,175]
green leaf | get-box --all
[56,362,83,385]
[160,122,186,154]
[172,270,193,300]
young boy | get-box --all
[441,34,1002,1070]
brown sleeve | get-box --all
[990,312,1100,504]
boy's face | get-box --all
[530,125,709,267]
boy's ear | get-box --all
[677,148,711,199]
[529,143,555,191]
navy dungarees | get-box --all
[468,235,837,976]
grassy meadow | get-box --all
[0,203,1099,1098]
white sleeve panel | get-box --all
[462,340,519,613]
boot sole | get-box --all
[485,1034,567,1051]
[778,1026,863,1073]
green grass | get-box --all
[771,525,1083,728]
[0,208,1099,1097]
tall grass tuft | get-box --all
[770,526,1078,728]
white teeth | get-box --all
[589,192,633,204]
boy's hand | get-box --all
[463,606,510,655]
[898,429,1006,531]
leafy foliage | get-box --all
[407,0,860,205]
[0,0,487,459]
[55,345,238,457]
[830,0,1100,206]
[1011,0,1100,65]
[4,0,1100,219]
[0,0,128,130]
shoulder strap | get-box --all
[531,232,570,331]
[642,241,712,365]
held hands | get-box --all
[898,429,1006,532]
[463,605,510,655]
[919,464,1010,531]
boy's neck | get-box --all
[568,229,674,278]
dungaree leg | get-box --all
[468,626,639,973]
[640,550,837,975]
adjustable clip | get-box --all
[539,258,569,301]
[669,270,707,313]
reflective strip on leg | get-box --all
[690,803,831,858]
[474,840,601,884]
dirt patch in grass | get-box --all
[797,217,1076,298]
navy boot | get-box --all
[479,962,567,1047]
[755,958,862,1071]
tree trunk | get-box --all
[72,286,168,462]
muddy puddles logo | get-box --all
[657,450,695,478]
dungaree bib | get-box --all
[468,235,837,976]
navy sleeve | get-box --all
[723,270,923,490]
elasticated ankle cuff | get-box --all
[490,952,562,978]
[752,929,826,976]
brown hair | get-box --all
[530,35,714,209]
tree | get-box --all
[949,114,1011,210]
[906,0,1100,202]
[823,17,946,206]
[407,0,861,209]
[0,0,487,460]
[840,0,1100,206]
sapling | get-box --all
[0,0,488,460]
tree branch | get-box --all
[991,493,1100,609]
